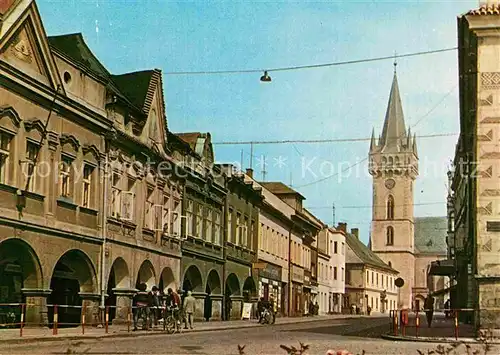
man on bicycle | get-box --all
[166,288,181,332]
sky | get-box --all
[37,0,478,245]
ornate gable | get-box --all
[0,0,64,92]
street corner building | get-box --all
[343,224,399,315]
[447,0,500,334]
[0,0,186,326]
[367,64,449,311]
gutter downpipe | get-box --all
[100,139,110,321]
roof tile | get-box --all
[346,233,398,273]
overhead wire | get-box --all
[164,47,457,76]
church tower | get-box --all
[368,64,418,309]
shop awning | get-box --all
[428,259,455,276]
[431,284,456,297]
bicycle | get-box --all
[163,306,181,334]
[133,305,151,331]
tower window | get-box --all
[386,226,394,245]
[387,195,394,220]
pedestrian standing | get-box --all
[424,294,435,328]
[204,293,212,322]
[183,291,196,329]
[269,295,277,324]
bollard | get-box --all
[415,311,419,338]
[20,304,25,337]
[127,307,131,333]
[82,304,86,335]
[53,305,58,336]
[393,311,398,336]
[105,306,109,334]
[454,310,458,340]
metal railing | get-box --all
[0,303,179,337]
[388,308,482,340]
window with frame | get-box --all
[241,216,248,248]
[214,211,221,245]
[162,194,170,234]
[342,242,345,255]
[0,131,12,184]
[121,177,136,221]
[25,140,39,192]
[145,186,155,230]
[186,199,194,236]
[334,241,338,254]
[259,223,264,250]
[195,203,203,238]
[334,266,337,280]
[387,195,395,220]
[386,226,394,245]
[235,212,241,245]
[205,207,213,242]
[371,271,374,284]
[171,197,181,235]
[250,220,255,250]
[82,164,94,208]
[60,155,73,198]
[110,172,121,218]
[228,208,233,242]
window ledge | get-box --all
[57,197,78,210]
[23,190,45,202]
[143,228,155,236]
[0,183,17,193]
[80,206,98,216]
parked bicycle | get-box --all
[163,306,181,334]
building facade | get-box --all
[0,0,182,327]
[343,224,398,314]
[223,166,262,319]
[318,227,346,314]
[449,1,500,332]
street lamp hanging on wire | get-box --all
[260,71,271,82]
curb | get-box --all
[381,334,500,345]
[1,316,355,345]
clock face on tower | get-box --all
[385,178,396,190]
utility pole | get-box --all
[262,156,267,182]
[332,203,336,226]
[240,149,244,173]
[250,142,253,170]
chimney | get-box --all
[337,222,347,233]
[246,168,254,179]
[351,228,359,239]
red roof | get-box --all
[468,3,500,15]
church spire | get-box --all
[379,68,407,151]
[370,128,376,151]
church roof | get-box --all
[414,216,448,255]
[345,232,398,273]
[379,70,407,151]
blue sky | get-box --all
[37,0,477,244]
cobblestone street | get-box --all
[0,317,466,355]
